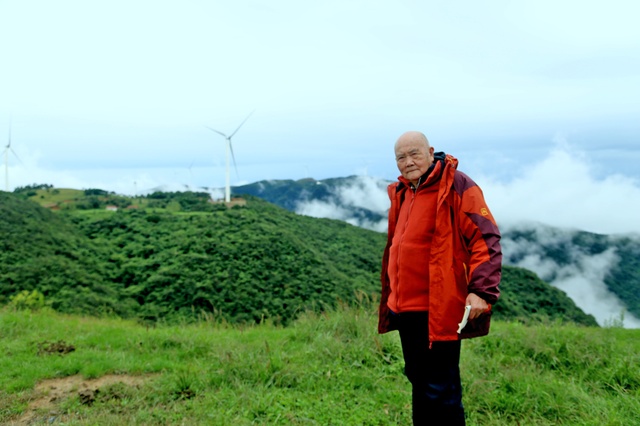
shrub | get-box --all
[9,290,46,311]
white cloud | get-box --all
[335,176,390,213]
[295,176,389,232]
[480,142,640,235]
[296,199,351,222]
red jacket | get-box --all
[378,153,502,341]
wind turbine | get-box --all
[3,120,22,192]
[205,110,254,202]
[187,160,194,191]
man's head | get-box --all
[394,131,435,186]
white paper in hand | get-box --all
[457,305,472,334]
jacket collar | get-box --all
[396,151,447,191]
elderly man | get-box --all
[378,131,502,425]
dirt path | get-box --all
[10,374,150,425]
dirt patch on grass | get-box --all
[10,374,150,425]
[36,340,76,356]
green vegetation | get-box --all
[8,289,46,311]
[494,267,597,325]
[71,196,383,324]
[0,306,637,425]
[143,191,225,211]
[13,186,134,210]
[0,192,123,316]
[0,191,596,326]
[604,236,640,319]
[16,185,224,212]
[505,227,640,319]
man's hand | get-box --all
[466,293,489,320]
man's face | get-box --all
[395,139,434,184]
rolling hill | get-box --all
[1,189,597,326]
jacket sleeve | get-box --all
[378,183,400,334]
[455,173,502,305]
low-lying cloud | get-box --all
[295,176,390,232]
[501,223,640,328]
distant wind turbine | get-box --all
[205,110,254,202]
[188,160,194,191]
[2,120,23,192]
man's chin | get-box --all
[405,172,420,180]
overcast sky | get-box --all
[1,0,639,234]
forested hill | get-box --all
[0,190,596,326]
[0,191,119,314]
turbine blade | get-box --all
[228,109,255,139]
[10,148,23,165]
[204,126,228,138]
[7,119,11,148]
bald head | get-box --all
[394,131,435,186]
[394,131,430,152]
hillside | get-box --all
[503,225,640,320]
[1,191,384,324]
[1,190,597,326]
[0,192,122,315]
[71,196,383,324]
[232,176,640,322]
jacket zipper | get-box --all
[395,177,421,311]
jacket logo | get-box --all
[480,208,489,216]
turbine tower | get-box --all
[2,120,22,192]
[205,110,254,202]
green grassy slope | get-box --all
[0,307,637,425]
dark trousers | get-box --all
[395,311,465,426]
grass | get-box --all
[1,306,638,425]
[27,188,85,206]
